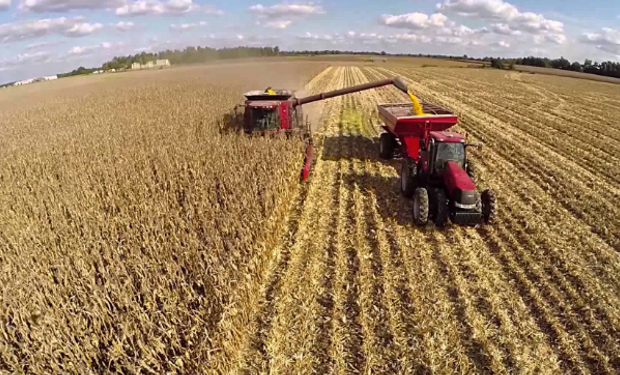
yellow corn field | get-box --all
[1,60,619,374]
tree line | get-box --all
[101,46,280,70]
[59,44,619,82]
[487,56,620,79]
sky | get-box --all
[0,0,619,83]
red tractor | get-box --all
[378,102,496,226]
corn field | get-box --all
[1,61,619,374]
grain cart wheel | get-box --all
[400,161,417,198]
[481,190,496,224]
[466,160,476,183]
[379,132,396,160]
[433,188,449,227]
[413,188,429,226]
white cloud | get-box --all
[249,2,324,18]
[534,33,566,45]
[380,12,448,29]
[116,0,206,16]
[438,24,478,37]
[0,51,51,71]
[24,40,60,50]
[0,17,101,43]
[490,23,521,35]
[435,36,463,44]
[0,0,11,10]
[582,28,620,55]
[491,40,511,48]
[19,0,122,12]
[169,21,206,31]
[265,20,292,29]
[68,41,119,56]
[437,0,563,35]
[392,34,432,43]
[437,0,518,20]
[0,51,54,76]
[113,21,134,31]
[298,31,333,41]
[64,22,103,37]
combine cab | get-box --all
[378,103,496,226]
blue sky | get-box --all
[1,0,619,83]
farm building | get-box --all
[43,75,58,81]
[156,59,171,67]
[13,78,34,86]
[132,62,141,70]
[144,61,155,69]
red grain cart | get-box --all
[378,102,496,226]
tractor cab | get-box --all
[423,131,467,175]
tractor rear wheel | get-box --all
[482,189,496,224]
[413,187,429,226]
[432,188,449,227]
[379,132,396,160]
[400,161,417,197]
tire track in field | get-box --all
[240,67,344,374]
[321,68,368,375]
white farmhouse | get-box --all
[156,59,171,67]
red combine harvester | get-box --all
[378,102,496,226]
[240,76,495,226]
[240,77,412,182]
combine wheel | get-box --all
[413,188,429,226]
[481,190,496,224]
[432,188,449,227]
[466,160,476,182]
[379,132,396,160]
[400,161,417,197]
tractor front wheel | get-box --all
[482,190,496,224]
[379,132,396,160]
[413,187,429,226]
[400,161,417,198]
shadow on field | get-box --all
[321,133,416,226]
[321,134,380,161]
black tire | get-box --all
[379,132,396,160]
[433,188,449,227]
[413,188,429,226]
[466,160,476,182]
[482,190,496,224]
[400,161,417,198]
